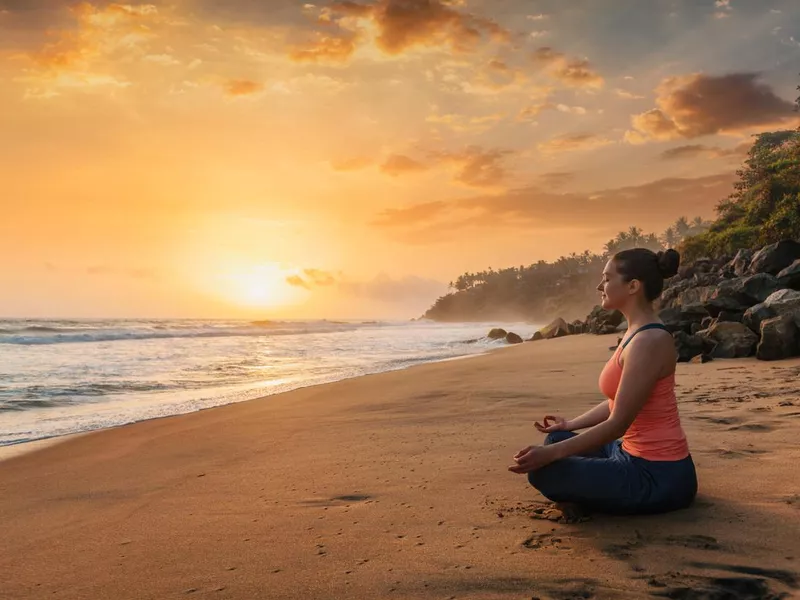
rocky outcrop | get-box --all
[698,322,758,359]
[518,239,800,362]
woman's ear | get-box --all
[627,279,642,296]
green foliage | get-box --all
[679,130,800,260]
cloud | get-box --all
[538,133,614,154]
[224,79,264,96]
[375,146,513,188]
[338,273,448,303]
[625,72,796,143]
[285,269,339,289]
[468,58,526,90]
[426,111,505,133]
[532,47,604,89]
[291,0,509,62]
[380,154,430,176]
[144,53,180,66]
[11,2,162,97]
[614,88,645,100]
[288,32,359,63]
[371,173,737,244]
[659,141,752,161]
[536,171,575,190]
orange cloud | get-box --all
[625,73,796,143]
[371,173,737,244]
[532,47,604,89]
[380,154,430,176]
[292,0,509,62]
[538,133,613,154]
[224,79,264,96]
[659,141,753,161]
[329,156,374,171]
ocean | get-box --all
[0,318,540,447]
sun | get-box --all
[222,263,299,308]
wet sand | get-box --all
[1,334,798,599]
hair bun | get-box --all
[656,248,680,278]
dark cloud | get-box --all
[626,73,796,143]
[371,172,737,243]
[659,141,752,161]
[290,0,509,62]
[531,47,604,89]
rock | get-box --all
[717,311,743,323]
[529,331,544,342]
[690,322,702,335]
[616,320,628,332]
[747,240,800,276]
[700,321,758,359]
[673,331,705,362]
[777,259,800,290]
[487,328,507,340]
[731,248,753,277]
[705,294,749,317]
[704,273,779,317]
[689,353,713,364]
[505,332,523,344]
[660,304,709,334]
[742,302,776,334]
[756,315,800,361]
[539,318,569,339]
[700,316,714,329]
[584,306,624,334]
[569,320,585,335]
[763,289,800,325]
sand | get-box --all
[1,334,798,599]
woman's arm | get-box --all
[549,333,668,461]
[565,401,611,431]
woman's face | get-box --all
[597,259,631,310]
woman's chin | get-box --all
[600,297,613,310]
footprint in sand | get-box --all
[727,422,775,432]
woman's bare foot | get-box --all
[529,501,591,524]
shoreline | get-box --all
[2,334,798,599]
[0,344,501,462]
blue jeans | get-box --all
[527,431,698,515]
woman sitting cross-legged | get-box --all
[508,247,698,516]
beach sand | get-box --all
[1,334,798,599]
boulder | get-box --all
[616,320,628,332]
[487,328,507,340]
[777,259,800,290]
[756,315,800,361]
[584,306,624,334]
[569,320,586,335]
[673,331,705,362]
[539,318,569,340]
[763,289,800,325]
[742,302,776,334]
[700,316,714,329]
[506,332,524,344]
[717,311,743,323]
[699,321,758,359]
[747,240,800,276]
[660,304,709,334]
[731,248,753,277]
[529,331,544,342]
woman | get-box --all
[508,248,698,515]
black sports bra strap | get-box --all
[619,323,669,352]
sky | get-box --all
[1,0,799,319]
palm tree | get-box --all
[627,226,644,246]
[661,226,677,248]
[674,216,690,239]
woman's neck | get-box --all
[622,303,659,331]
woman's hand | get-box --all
[534,415,569,433]
[508,445,557,474]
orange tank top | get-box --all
[598,326,689,461]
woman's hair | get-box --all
[613,248,680,302]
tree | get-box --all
[674,216,690,238]
[661,226,677,248]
